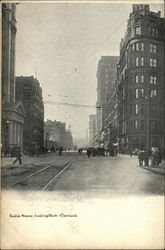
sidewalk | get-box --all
[1,155,44,168]
[141,159,165,175]
[117,154,165,175]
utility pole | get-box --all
[146,96,151,155]
[86,128,89,146]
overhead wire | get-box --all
[44,100,101,109]
[44,18,127,109]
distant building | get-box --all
[44,120,73,150]
[118,4,165,153]
[16,76,44,153]
[88,114,96,146]
[2,4,25,153]
[96,56,119,144]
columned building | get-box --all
[118,4,165,154]
[2,4,25,153]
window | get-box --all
[150,58,153,67]
[150,44,153,53]
[153,76,157,84]
[135,75,139,83]
[150,58,157,67]
[140,88,145,98]
[153,59,157,67]
[154,44,157,53]
[150,76,157,84]
[141,57,144,66]
[135,104,139,114]
[152,27,155,37]
[105,73,109,78]
[135,88,138,99]
[148,27,151,36]
[151,89,157,97]
[136,58,139,66]
[134,120,138,131]
[135,26,141,35]
[132,43,135,51]
[105,68,109,73]
[149,27,158,38]
[141,42,144,51]
[150,44,157,53]
[141,75,144,83]
[23,83,31,99]
[150,76,153,84]
[136,43,139,51]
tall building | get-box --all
[1,4,25,153]
[96,56,119,144]
[118,4,165,153]
[104,66,119,148]
[16,76,44,153]
[88,114,96,146]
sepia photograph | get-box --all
[1,0,165,249]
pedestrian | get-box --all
[143,150,149,166]
[59,147,63,156]
[13,148,22,165]
[152,149,160,167]
[87,148,91,158]
[138,150,144,166]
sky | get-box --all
[15,1,164,139]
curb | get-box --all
[141,166,165,175]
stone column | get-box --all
[20,123,23,152]
[17,123,21,147]
[8,120,14,148]
[13,121,17,147]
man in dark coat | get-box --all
[13,148,22,165]
[143,150,149,166]
[138,150,144,166]
[87,148,91,158]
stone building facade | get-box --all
[118,4,165,153]
[16,76,44,153]
[2,4,25,154]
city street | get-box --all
[2,152,164,196]
[1,152,164,249]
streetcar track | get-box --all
[8,161,73,190]
[8,161,57,188]
[40,161,73,191]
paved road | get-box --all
[1,152,164,249]
[1,152,164,196]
